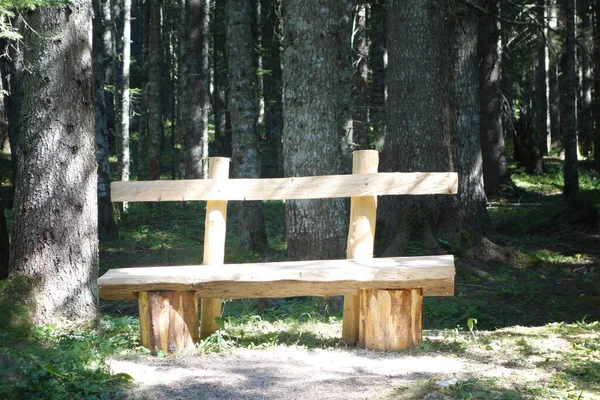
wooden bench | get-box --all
[98,150,457,353]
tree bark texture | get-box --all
[181,0,210,179]
[353,3,370,150]
[147,0,163,180]
[138,0,150,180]
[367,0,386,147]
[0,20,23,188]
[93,0,119,240]
[452,2,489,235]
[282,0,348,260]
[377,0,458,256]
[10,1,99,323]
[261,0,283,177]
[337,0,354,175]
[120,0,132,184]
[560,0,579,201]
[0,191,8,279]
[579,0,593,157]
[548,0,561,148]
[535,0,549,156]
[595,0,600,169]
[212,0,231,156]
[478,0,509,196]
[228,0,268,251]
[101,0,115,134]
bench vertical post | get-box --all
[200,157,230,338]
[342,150,378,344]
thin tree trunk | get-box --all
[93,0,119,240]
[367,0,386,148]
[0,192,8,280]
[479,0,509,196]
[536,0,549,156]
[121,0,132,184]
[353,2,369,149]
[147,0,163,180]
[337,0,354,175]
[181,0,210,179]
[549,0,561,148]
[228,0,268,251]
[579,0,593,157]
[560,0,579,201]
[212,0,230,156]
[283,0,348,260]
[595,0,600,169]
[11,0,98,323]
[102,0,116,134]
[1,18,23,188]
[261,0,283,177]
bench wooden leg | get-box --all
[359,288,423,351]
[139,291,198,353]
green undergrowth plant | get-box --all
[0,279,138,400]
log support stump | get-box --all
[139,291,198,353]
[359,288,423,351]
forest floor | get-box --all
[109,323,600,399]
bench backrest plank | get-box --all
[97,255,455,300]
[111,172,458,202]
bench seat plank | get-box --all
[98,255,455,300]
[111,172,458,202]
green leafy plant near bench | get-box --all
[0,277,135,399]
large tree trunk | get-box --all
[536,0,549,156]
[181,0,210,178]
[376,0,458,256]
[282,0,348,260]
[10,1,98,323]
[93,0,119,240]
[478,0,509,196]
[147,0,163,180]
[453,2,490,235]
[560,0,579,202]
[228,0,268,251]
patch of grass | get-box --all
[206,297,344,350]
[0,279,139,399]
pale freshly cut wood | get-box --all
[139,291,198,354]
[359,288,423,351]
[98,255,455,300]
[343,150,378,345]
[110,172,458,202]
[201,157,229,339]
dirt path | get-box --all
[110,344,550,399]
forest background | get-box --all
[0,0,598,398]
